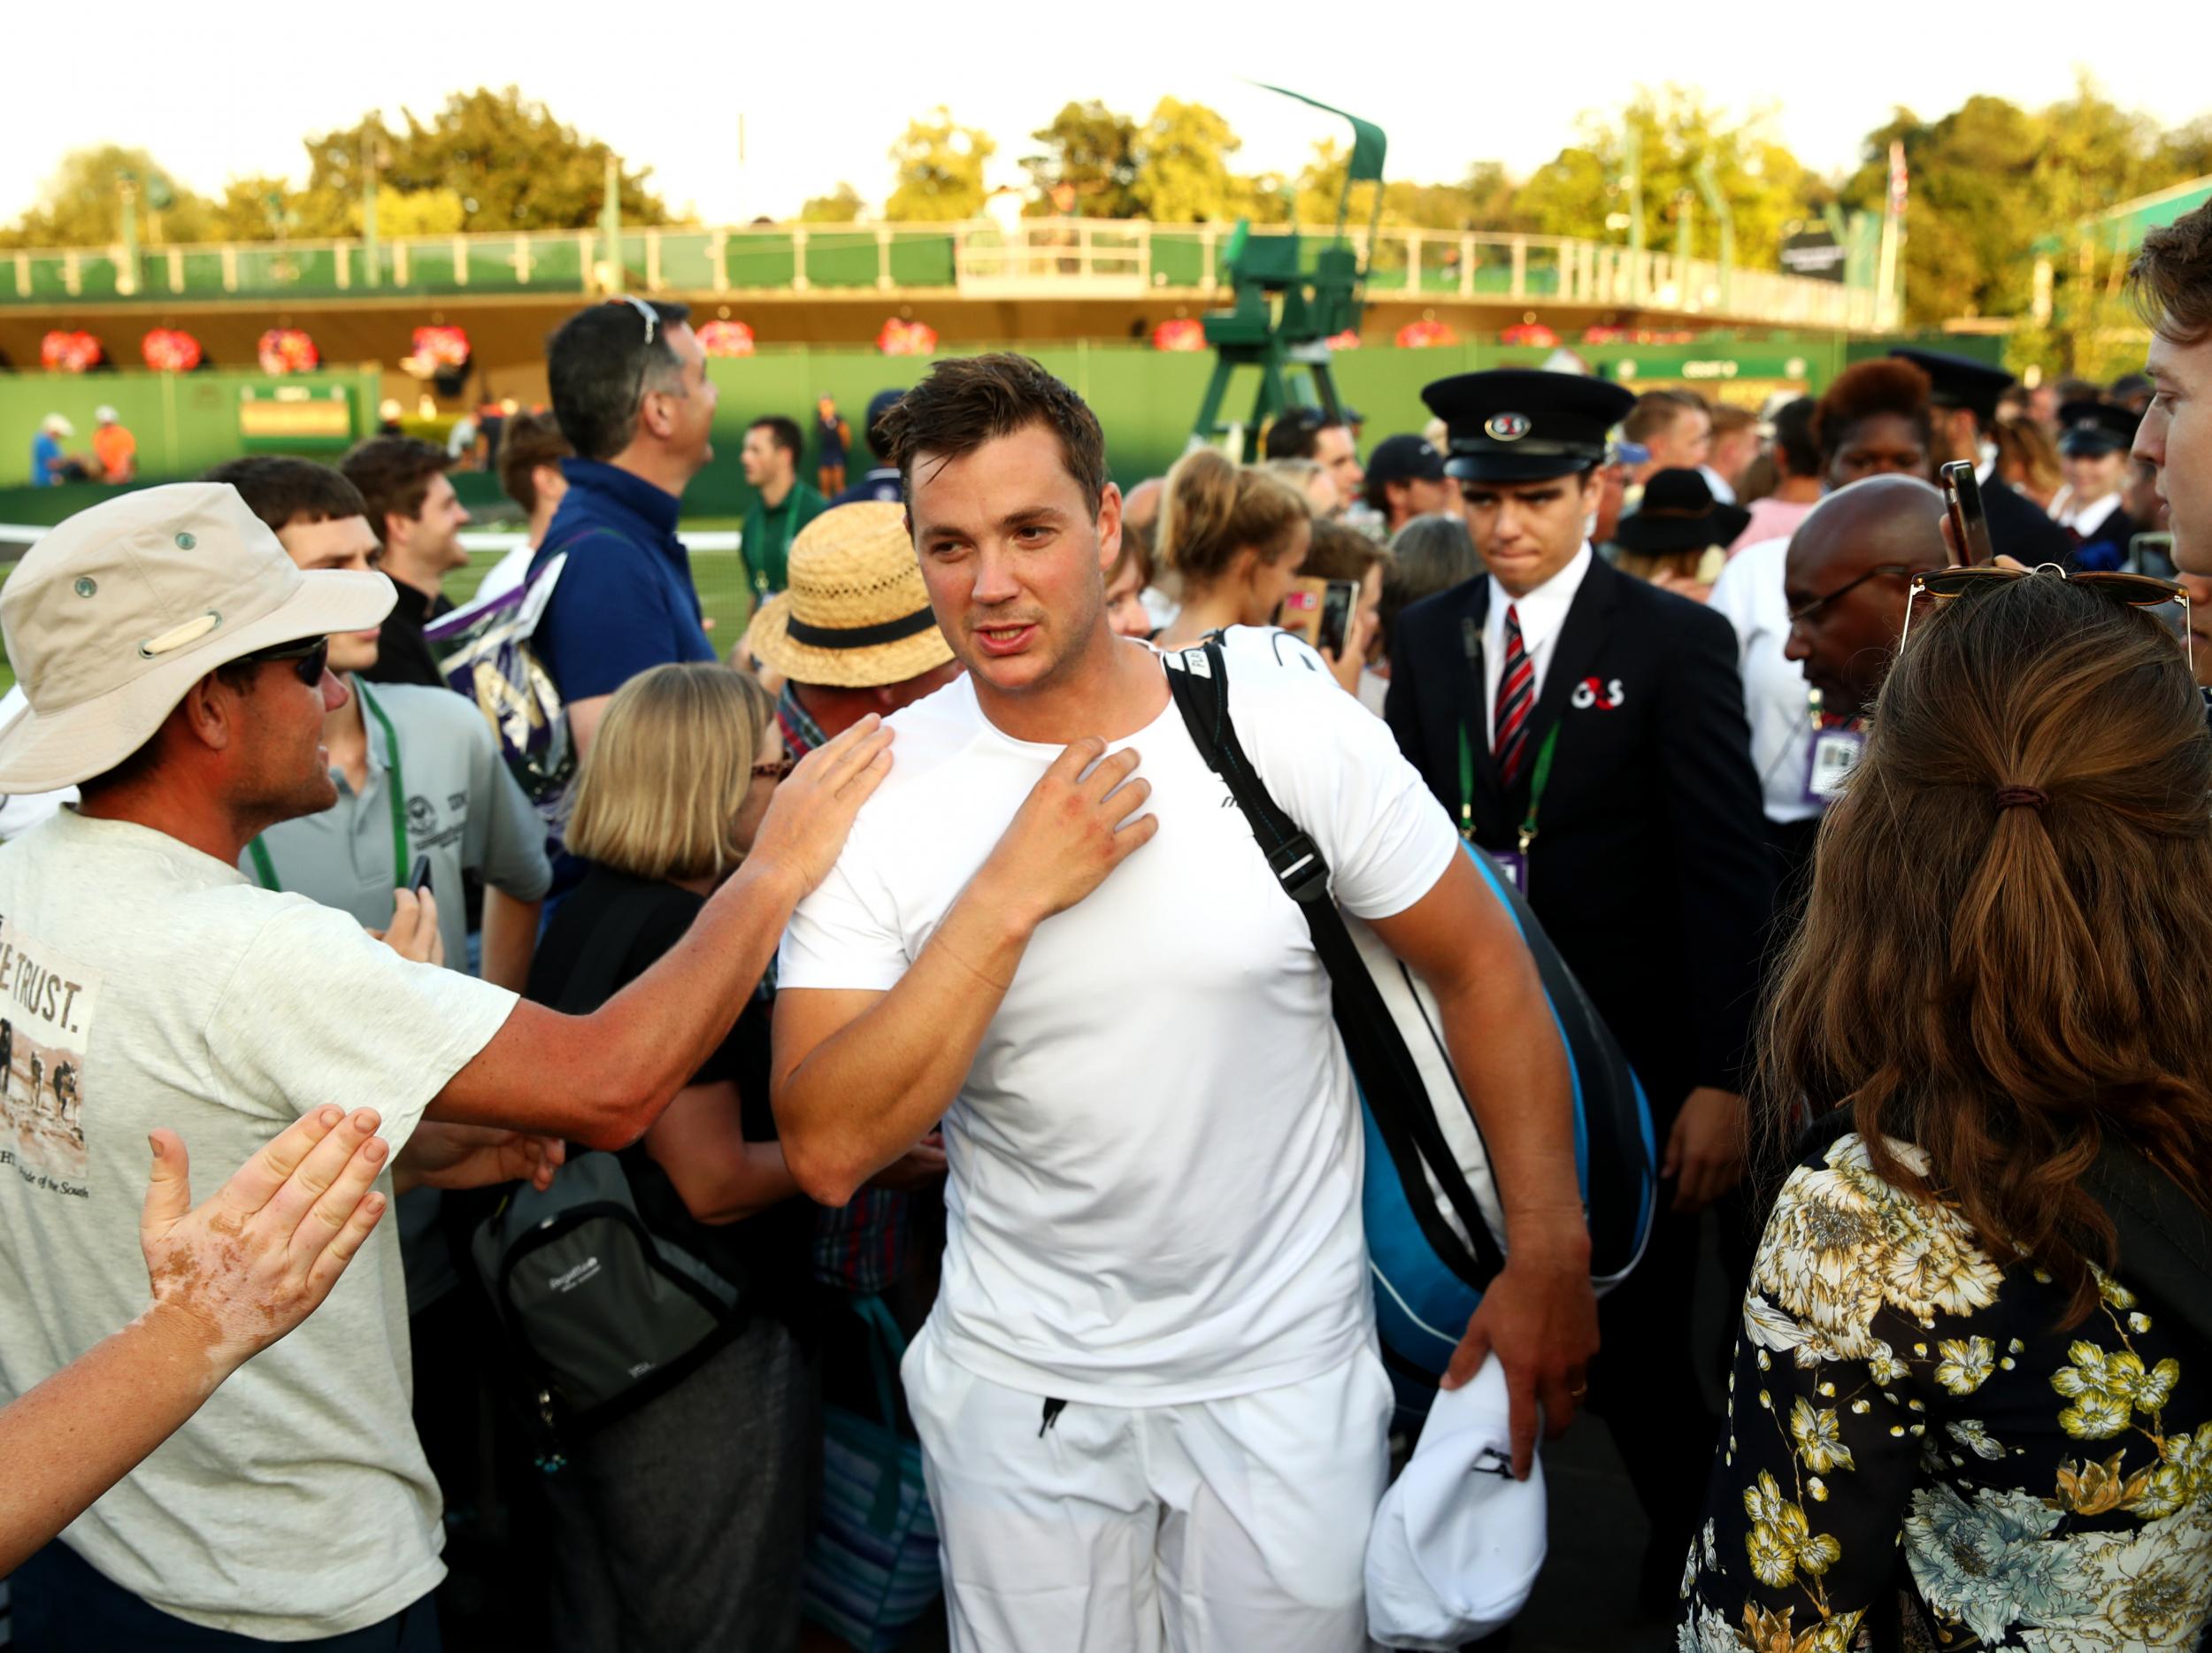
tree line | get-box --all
[7,79,2209,340]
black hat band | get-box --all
[786,605,940,650]
[1448,437,1602,458]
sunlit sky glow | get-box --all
[8,0,2204,227]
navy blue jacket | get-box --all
[530,458,716,703]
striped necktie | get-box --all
[1494,604,1534,787]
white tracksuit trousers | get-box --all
[902,1325,1393,1653]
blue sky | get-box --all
[6,0,2206,227]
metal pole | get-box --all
[362,141,380,289]
[117,173,140,296]
[1694,159,1733,312]
[601,152,622,291]
[1624,121,1644,305]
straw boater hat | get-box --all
[744,502,955,689]
[0,483,393,791]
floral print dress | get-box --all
[1679,1131,2212,1651]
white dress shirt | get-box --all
[1706,537,1821,825]
[2057,490,2123,540]
[1480,543,1594,748]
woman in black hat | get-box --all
[1606,468,1752,603]
[2051,401,2147,572]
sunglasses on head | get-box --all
[242,635,331,686]
[609,294,663,415]
[1900,564,2190,670]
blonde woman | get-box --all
[525,662,818,1652]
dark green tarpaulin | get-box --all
[1254,84,1386,183]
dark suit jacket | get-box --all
[1983,474,2075,568]
[2069,506,2143,573]
[1385,556,1775,1115]
[359,580,454,690]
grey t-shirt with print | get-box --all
[0,808,517,1639]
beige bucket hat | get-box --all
[745,501,955,689]
[0,482,395,791]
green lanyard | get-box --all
[247,679,408,893]
[1458,719,1562,854]
[749,495,794,597]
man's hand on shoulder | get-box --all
[744,715,896,899]
[968,737,1158,940]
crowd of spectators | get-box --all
[2,197,2210,1653]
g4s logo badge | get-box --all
[1571,676,1626,710]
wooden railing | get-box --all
[0,219,1893,331]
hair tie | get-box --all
[1994,786,2049,812]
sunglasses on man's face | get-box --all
[242,635,332,687]
[1900,564,2191,671]
[1786,564,1932,628]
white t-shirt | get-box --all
[1708,536,1822,826]
[0,686,77,840]
[0,809,516,1638]
[780,627,1458,1405]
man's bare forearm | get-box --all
[434,857,807,1148]
[1435,959,1590,1259]
[0,1303,233,1575]
[1371,857,1590,1260]
[774,887,1033,1204]
[478,889,541,994]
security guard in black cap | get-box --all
[2054,400,2146,571]
[1385,368,1774,1609]
[1891,347,2076,565]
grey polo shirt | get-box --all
[241,679,552,961]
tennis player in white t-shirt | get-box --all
[772,355,1598,1653]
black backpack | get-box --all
[470,890,747,1468]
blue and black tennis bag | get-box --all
[1163,639,1656,1413]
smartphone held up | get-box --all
[1939,460,1997,567]
[1279,577,1362,659]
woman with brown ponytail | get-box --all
[1152,447,1312,651]
[1680,569,2212,1651]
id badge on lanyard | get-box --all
[1459,723,1557,897]
[1802,726,1865,804]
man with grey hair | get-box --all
[531,296,721,757]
